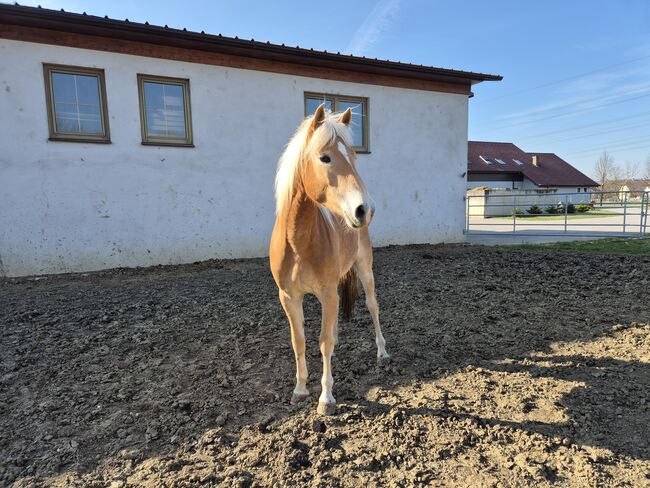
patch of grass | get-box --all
[506,237,650,255]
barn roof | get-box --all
[468,141,599,187]
[0,3,501,94]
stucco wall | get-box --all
[0,39,469,277]
[467,187,591,217]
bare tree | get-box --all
[593,151,616,201]
[645,155,650,180]
[623,160,640,182]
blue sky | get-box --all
[16,0,650,177]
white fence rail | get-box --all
[465,190,649,237]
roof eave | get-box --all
[0,4,502,86]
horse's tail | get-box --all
[340,267,359,322]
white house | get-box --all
[0,4,500,277]
[467,141,598,195]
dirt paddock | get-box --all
[1,244,649,487]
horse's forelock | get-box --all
[274,112,352,215]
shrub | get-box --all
[567,203,576,214]
[510,208,525,216]
[527,205,543,215]
[575,203,591,213]
[546,205,559,214]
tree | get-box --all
[593,151,616,198]
[623,160,640,182]
[645,156,650,180]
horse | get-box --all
[269,103,389,415]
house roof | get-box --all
[468,141,599,187]
[618,179,650,191]
[0,3,502,93]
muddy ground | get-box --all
[1,244,649,487]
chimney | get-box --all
[532,155,539,167]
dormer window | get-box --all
[480,156,493,165]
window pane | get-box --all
[306,96,333,116]
[143,81,187,139]
[51,72,103,135]
[338,99,365,148]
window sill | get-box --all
[355,150,371,154]
[48,136,111,144]
[141,141,195,148]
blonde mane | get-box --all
[274,111,353,216]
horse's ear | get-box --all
[308,103,326,140]
[339,108,352,126]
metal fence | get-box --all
[465,190,650,237]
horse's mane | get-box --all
[274,111,353,216]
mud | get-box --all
[1,244,649,487]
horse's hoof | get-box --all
[377,352,391,365]
[317,401,336,416]
[290,392,310,405]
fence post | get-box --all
[640,192,645,237]
[465,195,469,233]
[623,191,628,233]
[513,194,517,233]
[641,191,650,237]
[564,194,568,232]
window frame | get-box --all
[137,74,194,147]
[43,63,111,144]
[303,92,369,153]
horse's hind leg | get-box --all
[355,240,389,362]
[279,290,309,404]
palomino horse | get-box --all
[270,104,389,415]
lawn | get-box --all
[506,237,650,255]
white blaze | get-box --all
[337,141,351,165]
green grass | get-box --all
[505,237,650,255]
[492,210,619,221]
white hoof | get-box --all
[377,350,391,364]
[317,401,336,416]
[290,392,310,405]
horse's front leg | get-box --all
[316,287,339,415]
[279,290,309,404]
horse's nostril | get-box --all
[355,205,366,221]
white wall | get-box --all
[467,180,520,190]
[0,39,469,277]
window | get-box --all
[495,158,506,165]
[304,92,369,152]
[138,74,193,146]
[43,64,110,143]
[513,159,524,166]
[479,156,493,165]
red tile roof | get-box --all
[468,141,599,187]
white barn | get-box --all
[0,4,500,277]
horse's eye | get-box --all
[320,155,331,163]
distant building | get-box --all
[617,180,650,201]
[467,141,598,194]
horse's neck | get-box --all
[283,187,328,253]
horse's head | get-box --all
[303,103,374,229]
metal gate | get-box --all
[465,190,649,237]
